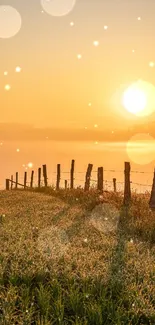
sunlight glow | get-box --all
[149,61,154,67]
[15,66,21,72]
[93,41,99,46]
[126,133,155,165]
[0,5,22,38]
[4,84,11,90]
[122,86,147,114]
[28,162,33,168]
[41,0,76,17]
[121,80,155,116]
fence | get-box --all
[5,160,155,209]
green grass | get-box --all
[0,186,155,324]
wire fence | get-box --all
[6,165,154,194]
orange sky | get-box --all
[1,0,155,133]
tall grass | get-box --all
[0,186,155,324]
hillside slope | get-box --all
[0,189,155,322]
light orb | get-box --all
[41,0,76,17]
[0,5,22,38]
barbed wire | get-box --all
[13,177,152,188]
[7,165,154,193]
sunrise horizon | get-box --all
[0,0,155,191]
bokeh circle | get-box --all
[0,5,22,39]
[40,0,76,17]
[126,133,155,165]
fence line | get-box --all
[4,160,155,209]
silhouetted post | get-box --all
[84,163,93,191]
[11,175,13,190]
[149,168,155,210]
[30,170,34,188]
[38,168,41,188]
[15,172,18,189]
[70,159,75,189]
[56,164,61,190]
[97,167,103,193]
[6,179,10,190]
[123,162,131,205]
[24,172,27,189]
[43,164,48,187]
[65,180,67,190]
[113,178,116,192]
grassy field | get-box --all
[0,186,155,324]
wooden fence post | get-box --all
[84,164,93,191]
[15,172,18,189]
[24,172,27,189]
[38,168,41,188]
[123,162,131,205]
[65,180,67,190]
[11,175,13,190]
[6,179,10,190]
[149,168,155,210]
[97,167,103,193]
[56,164,61,190]
[113,178,116,192]
[30,170,34,188]
[70,159,75,189]
[43,164,48,187]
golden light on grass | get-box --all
[126,133,155,165]
[89,202,119,234]
[37,226,70,261]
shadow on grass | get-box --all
[1,207,154,324]
[1,189,154,324]
[104,204,155,325]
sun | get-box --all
[122,84,147,115]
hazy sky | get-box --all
[1,0,155,131]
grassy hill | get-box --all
[0,187,155,324]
